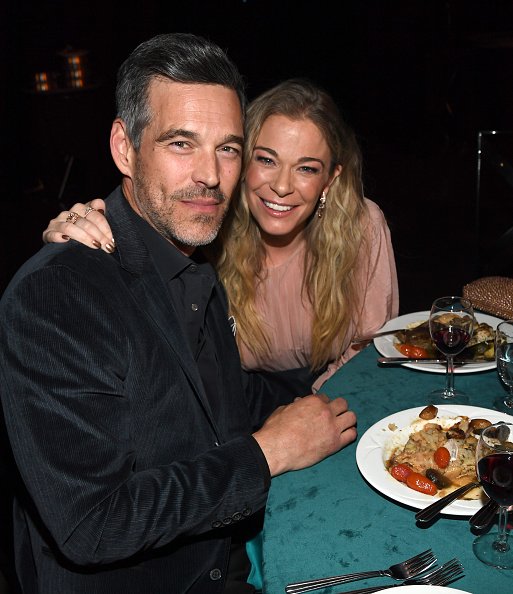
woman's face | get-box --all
[244,114,341,246]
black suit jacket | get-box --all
[0,188,309,593]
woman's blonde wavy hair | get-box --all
[213,79,368,371]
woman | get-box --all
[43,78,399,391]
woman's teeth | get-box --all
[263,200,293,212]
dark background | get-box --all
[2,0,513,313]
[1,2,513,591]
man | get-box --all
[0,33,356,592]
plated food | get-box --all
[373,311,502,374]
[385,405,491,500]
[356,405,513,515]
[394,315,494,361]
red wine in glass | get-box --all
[473,422,513,569]
[477,453,513,507]
[431,328,472,356]
[428,296,474,404]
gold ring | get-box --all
[65,211,80,224]
[83,206,96,218]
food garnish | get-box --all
[406,472,438,496]
[390,463,413,483]
[434,446,451,468]
[419,405,437,420]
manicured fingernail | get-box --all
[62,235,70,241]
[97,209,105,215]
[92,240,102,249]
[105,243,116,253]
[111,237,116,246]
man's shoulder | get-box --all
[2,241,122,305]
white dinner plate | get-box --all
[356,404,513,515]
[373,310,502,374]
[372,586,471,593]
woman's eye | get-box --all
[299,165,318,174]
[255,155,274,166]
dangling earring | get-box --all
[317,191,326,218]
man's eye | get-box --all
[221,146,240,155]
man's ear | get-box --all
[110,119,134,177]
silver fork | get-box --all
[333,558,464,594]
[285,549,436,593]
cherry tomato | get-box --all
[395,344,429,358]
[405,472,438,496]
[390,464,413,483]
[434,446,451,469]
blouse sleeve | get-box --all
[312,199,399,392]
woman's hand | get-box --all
[42,199,115,253]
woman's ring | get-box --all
[65,212,80,224]
[83,206,96,218]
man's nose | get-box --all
[191,152,220,188]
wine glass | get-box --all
[428,296,474,404]
[495,320,513,412]
[473,422,513,569]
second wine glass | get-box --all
[495,320,513,412]
[428,296,474,404]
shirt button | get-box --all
[191,303,199,311]
[210,568,222,581]
[189,264,198,272]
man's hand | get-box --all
[253,394,357,477]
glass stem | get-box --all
[507,387,513,408]
[445,355,455,395]
[493,506,510,553]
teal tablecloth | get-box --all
[262,344,513,594]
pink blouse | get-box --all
[237,198,399,391]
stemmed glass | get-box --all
[495,320,513,412]
[428,296,474,404]
[473,422,513,569]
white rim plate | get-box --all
[372,587,471,593]
[373,310,502,374]
[356,404,513,515]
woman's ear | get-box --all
[323,164,343,195]
[110,119,134,178]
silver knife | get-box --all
[469,499,499,530]
[415,482,480,523]
[377,357,477,366]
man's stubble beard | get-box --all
[133,168,230,248]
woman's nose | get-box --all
[269,168,293,196]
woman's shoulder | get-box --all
[361,197,389,229]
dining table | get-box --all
[261,341,513,594]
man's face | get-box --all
[121,79,244,254]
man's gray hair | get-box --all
[116,32,247,149]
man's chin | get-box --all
[168,225,222,251]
